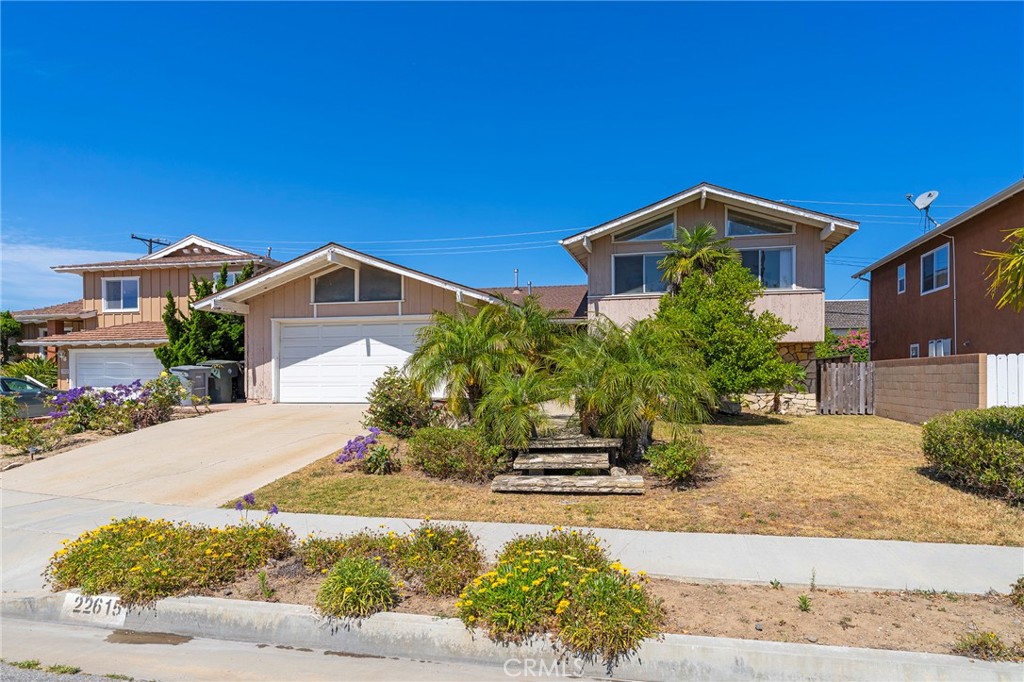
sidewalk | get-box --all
[4,488,1022,596]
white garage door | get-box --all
[70,349,165,388]
[278,321,425,403]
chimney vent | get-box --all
[513,268,520,294]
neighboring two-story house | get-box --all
[15,235,277,389]
[559,182,859,391]
[852,179,1024,361]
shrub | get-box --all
[922,407,1024,503]
[645,431,711,484]
[0,396,67,454]
[45,517,293,606]
[315,557,399,619]
[298,531,397,574]
[335,428,382,465]
[361,444,401,475]
[1,357,58,387]
[498,527,610,571]
[457,529,662,669]
[952,631,1024,661]
[406,426,507,482]
[363,367,440,438]
[46,375,188,434]
[1011,577,1024,609]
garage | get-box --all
[70,348,165,389]
[277,320,426,403]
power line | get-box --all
[781,199,972,208]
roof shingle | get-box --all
[21,322,168,346]
[11,300,90,319]
[488,284,588,319]
[825,299,869,331]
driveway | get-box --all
[0,404,365,507]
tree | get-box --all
[154,263,255,368]
[656,260,806,401]
[815,327,870,363]
[981,226,1024,313]
[658,222,738,292]
[0,311,22,364]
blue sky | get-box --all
[2,2,1022,310]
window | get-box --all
[928,338,952,357]
[102,277,140,312]
[313,264,402,303]
[739,247,795,289]
[612,254,667,295]
[1,377,42,394]
[214,271,243,292]
[921,244,949,294]
[897,264,906,294]
[909,343,920,358]
[726,209,794,237]
[613,214,675,242]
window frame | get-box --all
[725,207,796,238]
[611,213,676,243]
[310,266,404,304]
[909,343,920,358]
[897,263,906,294]
[610,252,669,296]
[737,246,797,290]
[920,244,950,296]
[100,276,141,313]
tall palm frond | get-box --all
[474,366,553,452]
[659,222,738,292]
[981,227,1024,312]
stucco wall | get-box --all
[243,268,462,401]
[751,291,825,343]
[873,354,987,424]
[82,267,224,327]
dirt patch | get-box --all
[218,562,1024,658]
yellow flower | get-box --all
[344,587,354,594]
[129,565,142,572]
[464,599,473,606]
[632,584,642,591]
[562,581,570,587]
[321,568,328,574]
[468,615,476,623]
[521,586,530,593]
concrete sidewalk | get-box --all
[4,488,1021,596]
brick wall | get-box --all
[873,354,987,424]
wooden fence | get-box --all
[818,361,874,415]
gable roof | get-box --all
[560,182,859,270]
[52,234,278,273]
[825,299,869,331]
[851,179,1024,279]
[11,300,96,322]
[19,321,168,347]
[488,284,588,319]
[193,243,502,314]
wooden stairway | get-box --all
[491,436,644,495]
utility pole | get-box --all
[130,233,173,254]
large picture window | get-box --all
[612,254,667,295]
[726,209,794,237]
[102,277,140,312]
[313,265,402,303]
[739,247,795,289]
[612,215,675,242]
[920,244,949,294]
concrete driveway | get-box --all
[0,404,365,507]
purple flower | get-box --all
[235,500,244,511]
[243,492,256,506]
[269,504,279,515]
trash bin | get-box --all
[199,360,242,403]
[169,365,213,405]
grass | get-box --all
[249,415,1024,546]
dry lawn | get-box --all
[251,415,1024,546]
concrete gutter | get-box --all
[4,592,1020,681]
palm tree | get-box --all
[550,324,610,437]
[982,227,1024,313]
[473,366,553,452]
[493,293,567,367]
[658,222,738,292]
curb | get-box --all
[4,592,1021,681]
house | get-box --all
[825,299,869,336]
[488,284,588,321]
[559,182,859,396]
[16,235,278,389]
[192,243,502,403]
[852,179,1024,361]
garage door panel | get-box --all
[277,321,424,403]
[71,349,165,388]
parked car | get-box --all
[1,376,58,418]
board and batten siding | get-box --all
[82,268,224,327]
[243,268,462,401]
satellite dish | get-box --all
[913,190,939,210]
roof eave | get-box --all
[52,257,272,273]
[13,310,97,323]
[20,337,167,347]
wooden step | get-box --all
[528,437,622,451]
[513,452,610,470]
[491,475,644,495]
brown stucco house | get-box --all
[17,235,277,389]
[559,182,860,396]
[192,243,502,403]
[852,179,1024,361]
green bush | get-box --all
[498,526,610,571]
[952,631,1024,661]
[0,396,67,454]
[45,517,293,606]
[922,407,1024,503]
[1010,577,1024,609]
[1,357,58,388]
[298,531,398,574]
[457,529,662,669]
[363,367,441,438]
[315,557,399,619]
[645,431,711,484]
[361,444,402,475]
[406,426,508,482]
